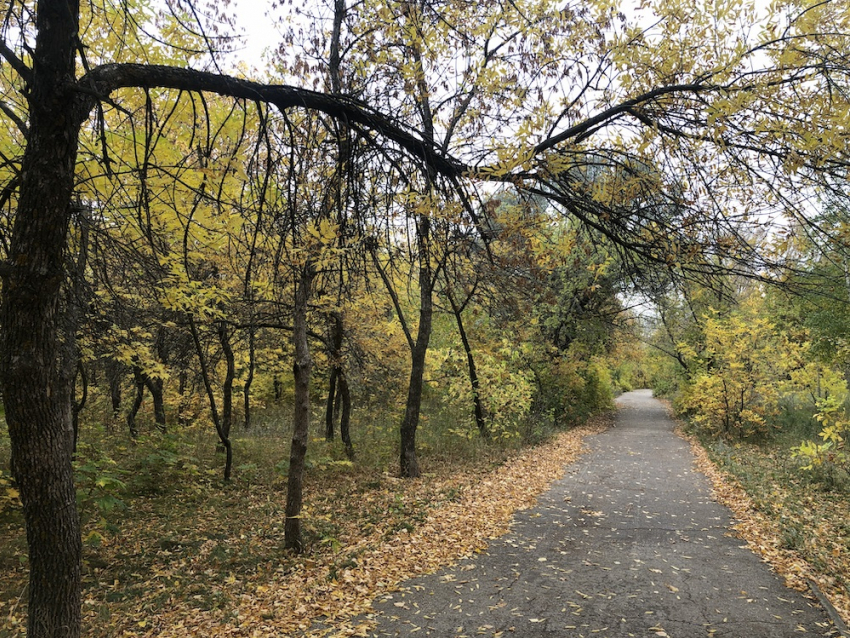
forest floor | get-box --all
[2,394,850,637]
[0,413,607,638]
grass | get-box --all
[0,389,569,638]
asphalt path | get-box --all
[363,389,839,637]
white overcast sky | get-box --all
[229,0,283,68]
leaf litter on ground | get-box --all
[678,426,850,627]
[0,415,610,638]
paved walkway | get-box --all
[364,390,838,637]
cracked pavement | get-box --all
[364,390,839,637]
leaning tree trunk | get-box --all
[189,317,233,480]
[445,287,487,437]
[143,376,167,432]
[285,265,315,551]
[0,1,84,636]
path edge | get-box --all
[662,397,850,634]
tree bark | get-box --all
[143,376,166,431]
[218,321,236,442]
[189,317,233,479]
[324,312,345,441]
[243,327,256,429]
[400,217,433,478]
[68,204,91,452]
[338,373,354,459]
[0,2,83,636]
[325,367,338,441]
[72,362,88,452]
[285,265,315,551]
[106,360,123,418]
[127,368,145,438]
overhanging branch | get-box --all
[79,63,467,179]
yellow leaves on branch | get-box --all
[473,147,535,180]
[676,300,802,439]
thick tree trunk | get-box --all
[0,2,84,636]
[285,266,314,551]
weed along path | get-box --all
[360,390,838,638]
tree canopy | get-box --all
[1,0,849,635]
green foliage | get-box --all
[433,341,536,440]
[580,359,616,412]
[74,444,128,514]
[702,436,850,597]
[74,443,129,545]
[644,339,688,397]
[793,390,850,483]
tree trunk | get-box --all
[68,205,90,452]
[325,367,338,441]
[177,370,190,426]
[143,376,166,431]
[244,327,256,429]
[106,360,123,418]
[324,311,345,441]
[400,217,433,478]
[127,367,145,438]
[446,287,487,437]
[285,266,314,551]
[400,336,428,478]
[218,321,235,442]
[338,373,354,459]
[72,361,88,451]
[0,1,84,636]
[189,318,233,479]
